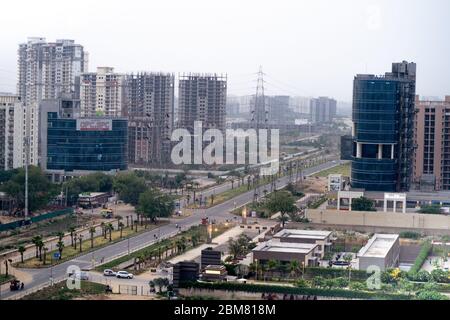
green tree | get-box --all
[266,191,298,227]
[351,197,376,212]
[62,172,114,205]
[0,166,56,211]
[137,189,175,222]
[113,173,147,206]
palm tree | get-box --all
[180,236,187,252]
[89,227,96,248]
[56,241,64,260]
[18,245,26,263]
[100,222,107,239]
[68,227,76,247]
[289,260,301,278]
[191,233,200,247]
[37,240,44,261]
[43,247,48,265]
[267,259,279,278]
[31,235,42,258]
[56,232,65,242]
[78,234,83,252]
[118,222,124,238]
[107,223,114,242]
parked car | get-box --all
[103,269,116,277]
[116,271,134,279]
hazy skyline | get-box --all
[1,0,449,101]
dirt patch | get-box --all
[295,177,327,193]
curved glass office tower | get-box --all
[351,61,416,192]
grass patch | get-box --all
[0,274,14,285]
[21,281,106,300]
[15,222,166,268]
[314,163,350,177]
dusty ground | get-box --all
[296,177,327,193]
[0,216,22,224]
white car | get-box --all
[103,269,116,277]
[116,271,134,279]
[68,271,89,281]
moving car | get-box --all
[68,271,90,280]
[116,271,134,279]
[103,269,116,277]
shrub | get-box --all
[295,279,309,288]
[349,281,367,291]
[408,270,431,282]
[180,281,412,300]
[408,240,432,275]
[305,267,369,281]
[416,290,448,300]
[419,204,442,214]
[399,231,421,240]
[431,269,449,283]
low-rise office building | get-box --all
[201,248,222,270]
[357,233,400,271]
[40,97,128,180]
[272,229,334,259]
[201,265,228,282]
[252,240,320,267]
[172,261,200,289]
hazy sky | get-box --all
[1,0,449,101]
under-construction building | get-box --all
[125,73,175,166]
[178,73,227,133]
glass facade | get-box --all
[351,78,400,192]
[47,112,128,171]
[351,62,416,193]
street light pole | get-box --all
[24,105,30,220]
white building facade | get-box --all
[80,67,124,117]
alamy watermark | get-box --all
[171,121,280,176]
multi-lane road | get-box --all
[1,159,344,300]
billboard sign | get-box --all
[76,119,112,131]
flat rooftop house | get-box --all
[273,229,332,241]
[272,229,334,258]
[357,234,400,271]
[252,241,320,267]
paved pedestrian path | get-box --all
[168,226,244,264]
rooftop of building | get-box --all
[273,229,332,241]
[358,234,399,258]
[253,240,318,254]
